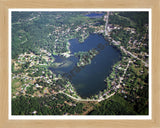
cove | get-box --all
[50,34,121,98]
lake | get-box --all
[50,34,121,98]
[85,13,105,18]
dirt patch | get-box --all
[43,87,50,94]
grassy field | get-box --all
[12,79,22,95]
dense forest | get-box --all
[12,93,84,115]
[88,94,137,115]
[109,12,148,33]
[118,12,148,33]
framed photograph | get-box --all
[0,0,160,128]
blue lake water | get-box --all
[50,34,121,98]
[85,13,105,18]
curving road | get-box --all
[59,91,115,103]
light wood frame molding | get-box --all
[0,0,160,128]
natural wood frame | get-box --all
[0,0,160,127]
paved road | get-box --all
[111,40,148,67]
[59,91,115,103]
[120,46,148,67]
[116,60,131,89]
[104,12,110,35]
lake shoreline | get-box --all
[50,34,122,99]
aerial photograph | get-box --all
[11,10,149,116]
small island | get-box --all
[74,49,99,67]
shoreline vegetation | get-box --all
[12,11,149,115]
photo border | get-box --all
[0,0,159,128]
[9,8,152,120]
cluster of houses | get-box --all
[12,49,80,99]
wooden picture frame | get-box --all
[0,0,160,127]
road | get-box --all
[111,39,148,67]
[116,59,131,88]
[120,46,148,67]
[123,60,131,77]
[104,12,110,36]
[59,91,115,103]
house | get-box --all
[32,111,37,114]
